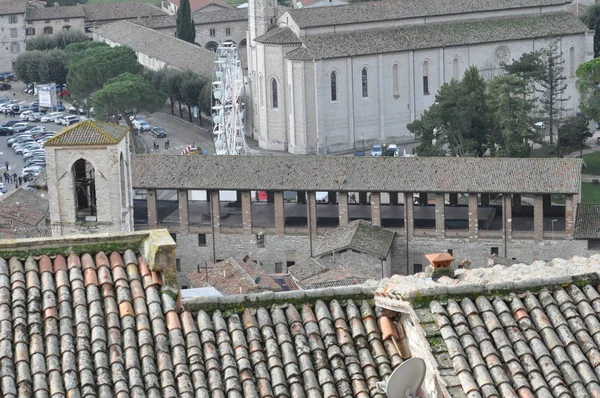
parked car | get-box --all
[28,112,43,122]
[151,126,167,138]
[28,126,45,135]
[62,115,80,125]
[386,144,399,157]
[0,183,7,194]
[41,112,62,123]
[20,111,33,121]
[11,123,29,133]
[55,102,65,112]
[21,166,44,177]
[354,151,366,156]
[0,102,13,112]
[135,120,151,131]
[0,83,12,91]
[2,120,19,128]
[57,89,71,98]
[0,126,12,136]
[371,144,383,157]
[0,72,14,81]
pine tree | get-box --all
[176,0,196,44]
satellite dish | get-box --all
[383,358,426,398]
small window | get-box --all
[423,60,430,95]
[392,64,399,99]
[452,58,460,81]
[569,47,575,77]
[10,43,19,53]
[361,68,368,98]
[25,28,35,36]
[170,233,177,242]
[64,18,70,22]
[176,258,181,272]
[209,28,215,36]
[275,262,283,273]
[331,71,337,101]
[43,27,53,35]
[9,15,18,24]
[447,249,453,256]
[10,28,17,38]
[414,264,423,274]
[271,78,278,109]
[286,261,295,268]
[198,234,207,246]
[181,285,189,289]
[256,234,265,248]
[491,247,499,256]
[225,28,231,35]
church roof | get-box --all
[291,12,589,60]
[375,256,600,397]
[575,204,600,239]
[0,188,48,228]
[45,120,129,147]
[315,220,395,259]
[255,27,302,45]
[131,155,582,194]
[284,0,570,28]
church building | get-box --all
[247,0,594,154]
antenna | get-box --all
[378,358,426,398]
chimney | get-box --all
[424,252,455,281]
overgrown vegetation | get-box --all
[26,30,89,51]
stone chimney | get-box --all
[424,252,454,281]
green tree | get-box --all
[558,113,592,157]
[163,69,185,116]
[582,3,600,58]
[176,0,196,44]
[199,83,212,122]
[67,45,142,100]
[38,50,69,86]
[14,51,45,84]
[64,40,107,60]
[487,74,540,157]
[180,72,206,124]
[576,57,600,122]
[149,67,169,91]
[93,72,167,140]
[408,67,491,157]
[26,30,88,51]
[502,51,545,81]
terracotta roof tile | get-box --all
[45,120,129,147]
[0,188,49,229]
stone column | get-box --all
[307,192,318,256]
[297,191,306,204]
[274,191,285,238]
[512,194,522,214]
[565,194,575,239]
[371,192,381,227]
[404,193,414,238]
[327,191,337,204]
[503,194,512,241]
[241,190,252,235]
[210,190,221,233]
[389,192,399,205]
[543,194,551,216]
[359,192,368,205]
[480,194,490,206]
[147,189,158,228]
[534,194,544,241]
[468,193,478,241]
[338,192,349,227]
[449,193,458,206]
[178,189,189,232]
[435,193,445,239]
[419,192,428,206]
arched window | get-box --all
[239,39,247,49]
[452,58,460,81]
[423,60,430,95]
[271,78,278,109]
[120,153,126,208]
[392,64,399,99]
[569,47,575,77]
[72,159,97,221]
[205,41,218,52]
[361,68,368,98]
[259,74,264,107]
[331,71,337,101]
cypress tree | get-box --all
[176,0,196,44]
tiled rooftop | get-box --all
[131,155,582,194]
[45,120,129,147]
[255,27,302,45]
[82,2,166,21]
[26,5,86,20]
[0,0,27,15]
[575,204,600,239]
[375,255,600,397]
[315,220,395,259]
[0,188,49,229]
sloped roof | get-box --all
[95,20,215,80]
[575,204,600,239]
[292,13,589,60]
[424,252,455,263]
[315,219,395,259]
[82,2,166,21]
[28,169,47,189]
[186,257,282,294]
[0,0,27,15]
[255,27,302,45]
[170,0,232,11]
[0,188,48,227]
[45,120,129,147]
[26,5,86,20]
[284,0,569,28]
[375,255,600,397]
[132,8,248,29]
[132,155,583,194]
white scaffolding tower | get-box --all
[212,42,249,155]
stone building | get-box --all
[162,0,233,15]
[44,120,134,237]
[246,0,594,153]
[0,0,27,73]
[24,6,85,39]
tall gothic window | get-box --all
[259,74,264,107]
[569,47,575,77]
[271,78,278,109]
[361,68,368,98]
[423,61,430,95]
[392,64,399,99]
[452,58,460,81]
[331,71,337,101]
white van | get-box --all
[20,110,33,121]
[41,112,62,123]
[62,115,79,126]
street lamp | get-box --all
[551,219,558,244]
[361,136,365,152]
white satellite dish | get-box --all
[383,358,426,398]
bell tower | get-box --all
[45,120,134,236]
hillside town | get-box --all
[1,0,600,395]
